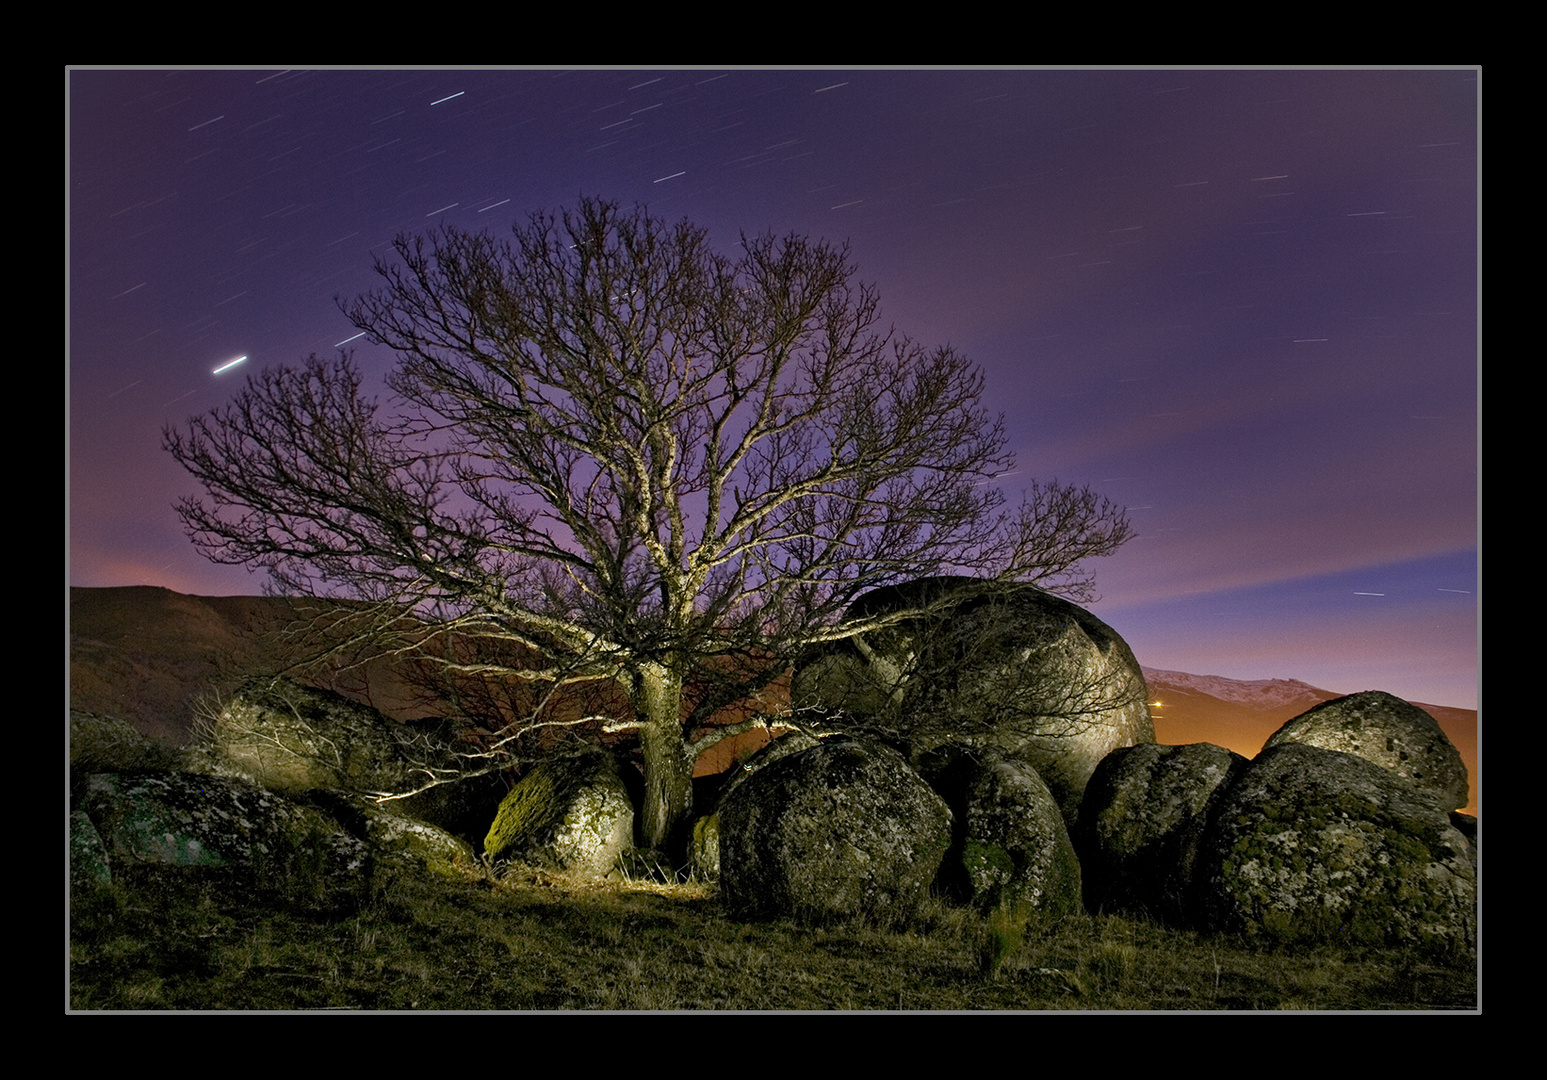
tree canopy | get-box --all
[166,197,1133,848]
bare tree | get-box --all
[165,198,1133,849]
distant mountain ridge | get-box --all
[1140,667,1330,712]
[1139,665,1476,813]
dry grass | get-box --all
[68,859,1478,1012]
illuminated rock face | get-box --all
[1262,691,1469,812]
[792,577,1154,826]
[482,750,635,878]
[1195,743,1476,954]
[203,675,495,835]
[717,737,953,924]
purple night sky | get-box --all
[66,68,1479,710]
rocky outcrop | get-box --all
[1262,690,1469,812]
[481,750,635,877]
[717,736,953,924]
[77,770,370,877]
[921,746,1082,914]
[792,577,1153,825]
[1076,742,1248,923]
[196,675,497,834]
[71,765,482,909]
[1194,743,1476,954]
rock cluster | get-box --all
[70,578,1475,956]
[1076,692,1476,953]
[70,681,486,893]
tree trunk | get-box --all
[633,661,693,850]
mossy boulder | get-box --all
[717,736,953,924]
[792,577,1154,827]
[77,770,369,877]
[921,746,1082,914]
[1263,690,1469,811]
[1195,743,1475,956]
[687,812,721,882]
[1077,742,1249,924]
[482,750,635,877]
[199,675,493,832]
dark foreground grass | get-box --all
[68,861,1478,1012]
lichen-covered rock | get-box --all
[687,812,720,882]
[1195,743,1475,955]
[1076,742,1248,924]
[70,809,113,891]
[302,789,477,878]
[792,577,1153,826]
[203,676,407,792]
[199,675,490,832]
[921,746,1081,914]
[1263,691,1469,811]
[482,750,634,877]
[717,736,953,924]
[78,770,369,876]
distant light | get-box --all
[212,355,247,374]
[1353,591,1385,596]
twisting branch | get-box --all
[166,197,1135,847]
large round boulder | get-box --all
[1076,742,1248,924]
[687,731,824,883]
[1262,690,1468,812]
[1195,743,1476,955]
[717,736,953,924]
[921,746,1082,914]
[792,577,1154,825]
